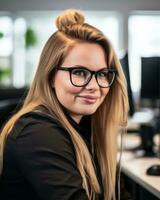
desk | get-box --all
[120,134,160,200]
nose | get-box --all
[85,75,99,90]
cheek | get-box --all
[68,86,82,94]
[60,79,82,94]
[54,73,82,95]
[58,79,82,94]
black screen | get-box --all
[141,57,160,100]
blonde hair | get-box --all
[0,9,128,200]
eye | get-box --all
[72,69,88,77]
[98,71,108,78]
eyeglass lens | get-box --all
[71,68,115,87]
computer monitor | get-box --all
[141,57,160,171]
[141,57,160,100]
[120,53,135,116]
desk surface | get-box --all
[120,134,160,199]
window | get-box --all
[129,13,160,94]
[0,16,13,86]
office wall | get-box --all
[0,0,160,11]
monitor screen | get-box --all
[141,57,160,100]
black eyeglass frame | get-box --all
[58,66,117,88]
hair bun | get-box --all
[55,9,85,31]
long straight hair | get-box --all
[0,10,128,200]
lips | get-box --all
[77,95,98,104]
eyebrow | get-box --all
[64,65,108,71]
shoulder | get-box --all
[8,111,73,149]
[3,112,82,194]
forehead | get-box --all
[62,42,107,70]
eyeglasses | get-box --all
[58,66,117,88]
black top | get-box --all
[0,107,132,200]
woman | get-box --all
[0,9,129,200]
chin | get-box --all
[80,108,97,115]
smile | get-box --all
[77,95,98,104]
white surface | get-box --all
[128,109,155,125]
[120,134,160,199]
